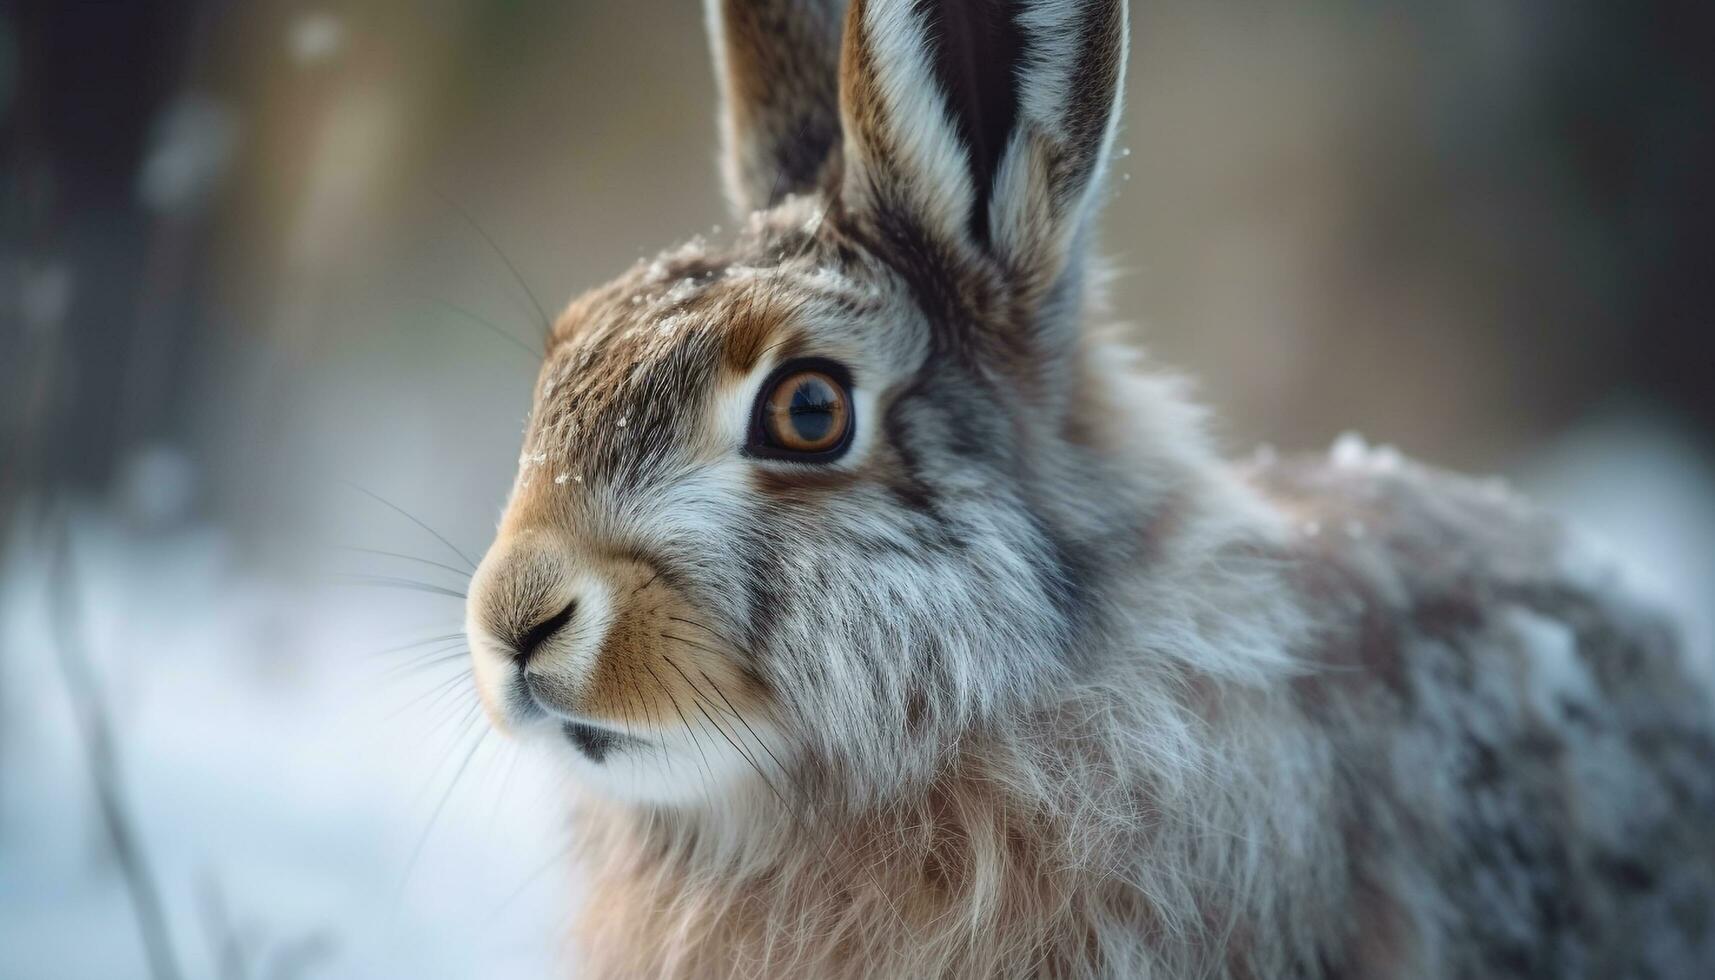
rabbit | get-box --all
[461,1,1715,977]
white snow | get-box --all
[1506,606,1595,721]
[1329,430,1404,472]
[1515,410,1715,685]
[0,505,571,979]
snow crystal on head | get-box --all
[1330,431,1404,472]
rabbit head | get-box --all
[466,0,1159,809]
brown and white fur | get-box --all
[461,1,1715,976]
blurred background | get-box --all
[3,1,1713,977]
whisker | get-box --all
[434,189,553,340]
[677,687,781,820]
[339,546,474,582]
[661,657,786,803]
[430,691,486,744]
[639,661,717,791]
[659,631,736,666]
[658,635,787,781]
[377,646,469,680]
[658,654,909,933]
[486,740,525,832]
[661,658,804,831]
[699,670,800,796]
[699,668,839,834]
[665,615,746,651]
[342,483,478,570]
[687,684,782,800]
[429,298,543,360]
[625,671,673,770]
[403,721,491,887]
[336,574,467,600]
[483,839,576,928]
[382,638,468,666]
[630,571,661,598]
[368,632,469,658]
[393,672,477,726]
[666,667,805,820]
[612,663,642,753]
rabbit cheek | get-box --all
[579,566,770,739]
[539,562,781,804]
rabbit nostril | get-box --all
[512,599,576,664]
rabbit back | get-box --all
[1247,446,1715,977]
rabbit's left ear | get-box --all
[838,0,1126,322]
[705,0,849,215]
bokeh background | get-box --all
[4,2,1713,977]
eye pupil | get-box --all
[788,381,836,442]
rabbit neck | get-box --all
[568,679,1337,979]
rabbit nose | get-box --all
[511,598,578,664]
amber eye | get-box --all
[749,361,854,460]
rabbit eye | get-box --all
[748,360,853,461]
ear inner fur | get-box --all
[915,0,1026,246]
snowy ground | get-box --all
[0,502,574,979]
[2,411,1711,979]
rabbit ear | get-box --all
[704,0,849,214]
[838,0,1126,314]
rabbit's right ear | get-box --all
[836,0,1126,343]
[704,0,850,215]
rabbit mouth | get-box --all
[560,720,640,763]
[518,675,647,762]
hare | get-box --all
[462,1,1715,976]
